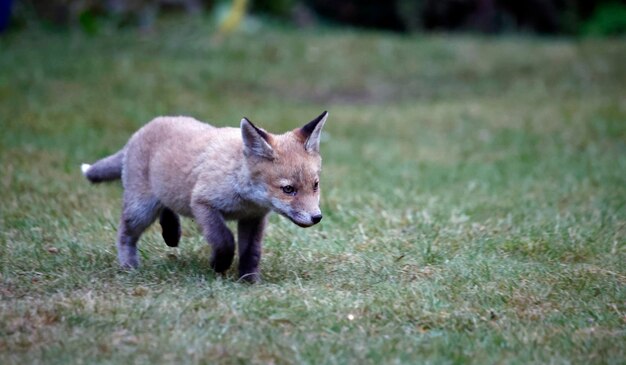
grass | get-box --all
[1,19,625,364]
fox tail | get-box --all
[81,149,124,183]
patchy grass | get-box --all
[1,19,625,364]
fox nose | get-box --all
[311,214,323,224]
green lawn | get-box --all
[1,19,625,364]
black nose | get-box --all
[311,214,323,224]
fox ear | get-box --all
[241,118,275,159]
[299,111,328,153]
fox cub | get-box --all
[82,111,328,282]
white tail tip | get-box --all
[81,163,91,175]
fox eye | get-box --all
[282,185,296,195]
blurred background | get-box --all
[2,0,626,35]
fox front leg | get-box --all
[191,202,235,274]
[237,215,268,283]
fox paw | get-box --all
[238,271,261,284]
[210,253,234,274]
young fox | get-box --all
[82,111,328,282]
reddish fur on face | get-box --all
[247,130,322,219]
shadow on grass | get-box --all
[132,249,312,285]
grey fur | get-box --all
[117,193,162,268]
[82,113,327,281]
[84,149,125,183]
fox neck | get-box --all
[234,161,271,210]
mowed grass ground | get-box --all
[1,19,625,364]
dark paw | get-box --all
[238,271,260,284]
[210,252,234,273]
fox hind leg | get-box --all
[117,195,161,269]
[160,207,181,247]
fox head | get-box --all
[241,111,328,227]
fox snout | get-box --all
[288,210,323,228]
[268,196,323,228]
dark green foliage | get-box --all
[252,0,297,17]
[7,0,626,35]
[582,2,626,35]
